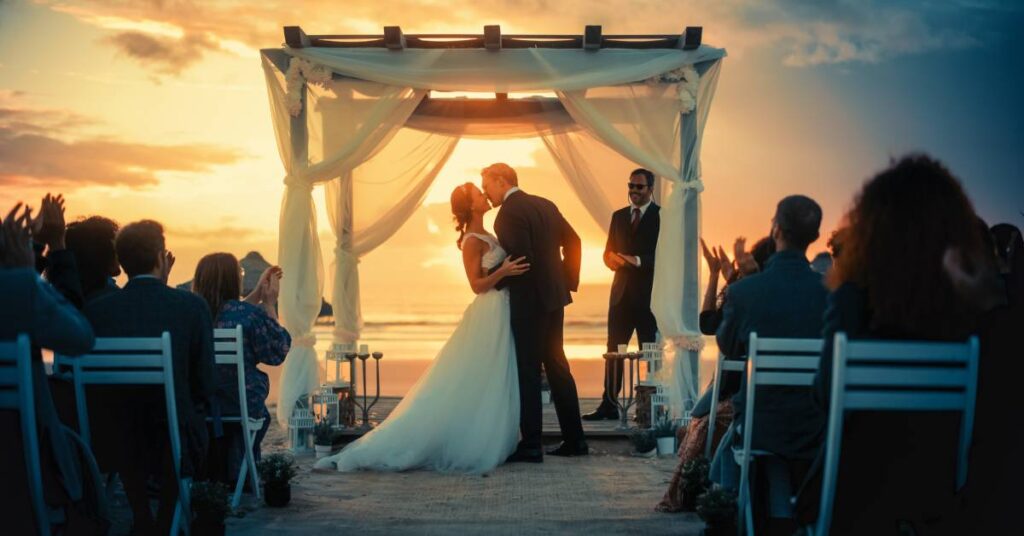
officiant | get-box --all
[584,169,661,421]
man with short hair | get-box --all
[712,195,828,533]
[584,168,660,421]
[65,216,121,303]
[481,162,587,461]
[84,220,214,534]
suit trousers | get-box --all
[602,300,658,407]
[511,307,584,449]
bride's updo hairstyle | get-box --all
[450,182,474,249]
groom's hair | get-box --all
[482,163,518,187]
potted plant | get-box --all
[629,427,657,457]
[191,481,230,536]
[313,418,334,459]
[696,485,738,536]
[653,418,677,456]
[258,453,297,507]
[680,456,711,511]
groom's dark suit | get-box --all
[494,189,585,449]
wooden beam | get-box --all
[681,26,702,50]
[383,26,405,50]
[284,26,310,48]
[484,25,501,51]
[584,25,602,51]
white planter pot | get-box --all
[314,444,332,459]
[656,437,675,456]
[541,390,551,405]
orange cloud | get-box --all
[104,31,220,75]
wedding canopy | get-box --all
[260,26,726,426]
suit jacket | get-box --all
[84,277,215,476]
[606,203,660,308]
[494,190,582,318]
[716,250,828,459]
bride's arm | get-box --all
[462,238,530,294]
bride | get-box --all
[314,183,529,474]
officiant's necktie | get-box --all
[631,208,641,233]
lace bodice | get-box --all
[465,232,506,270]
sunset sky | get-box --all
[1,0,1022,303]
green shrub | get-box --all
[258,453,298,484]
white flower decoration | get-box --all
[646,65,699,114]
[285,57,334,117]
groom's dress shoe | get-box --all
[581,407,619,421]
[506,448,544,464]
[546,440,589,457]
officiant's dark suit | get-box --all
[484,163,586,458]
[584,169,660,421]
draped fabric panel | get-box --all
[285,46,726,92]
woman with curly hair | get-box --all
[798,154,999,535]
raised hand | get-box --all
[262,266,283,305]
[1,203,35,268]
[701,238,721,274]
[35,194,67,250]
[733,236,747,264]
[716,245,736,282]
[160,250,175,283]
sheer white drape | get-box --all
[265,57,433,425]
[553,64,722,414]
[324,129,459,343]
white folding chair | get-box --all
[0,335,54,536]
[735,334,823,536]
[812,333,979,536]
[212,326,263,508]
[55,332,192,535]
[705,352,747,459]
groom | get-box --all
[481,163,588,463]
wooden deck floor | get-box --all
[332,397,638,439]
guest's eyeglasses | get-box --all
[627,183,648,190]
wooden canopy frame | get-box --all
[283,25,702,51]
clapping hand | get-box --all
[1,203,34,268]
[261,266,283,305]
[716,246,736,282]
[30,194,66,251]
[701,238,721,274]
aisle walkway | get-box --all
[230,436,702,535]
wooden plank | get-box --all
[754,371,816,386]
[845,367,967,387]
[214,341,240,353]
[93,337,165,351]
[720,359,746,372]
[0,367,17,386]
[844,391,965,411]
[484,25,501,51]
[214,355,242,366]
[383,26,405,50]
[584,25,602,51]
[284,26,311,48]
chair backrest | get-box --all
[705,352,746,458]
[0,335,49,535]
[54,333,180,480]
[741,334,823,440]
[814,333,979,536]
[213,326,251,423]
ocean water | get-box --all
[306,283,719,397]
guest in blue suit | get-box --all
[710,195,828,533]
[84,220,214,535]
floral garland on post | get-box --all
[285,57,334,116]
[646,64,699,114]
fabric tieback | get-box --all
[631,208,641,233]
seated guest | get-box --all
[656,235,777,513]
[65,216,121,302]
[709,195,828,532]
[949,222,1023,533]
[800,154,995,534]
[84,220,214,535]
[191,253,290,483]
[0,202,104,534]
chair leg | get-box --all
[245,425,262,499]
[231,462,245,509]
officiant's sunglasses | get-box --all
[627,183,648,190]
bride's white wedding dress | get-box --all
[314,232,520,474]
